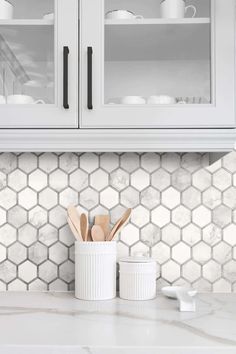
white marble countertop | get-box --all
[0,292,236,354]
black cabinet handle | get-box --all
[87,46,93,110]
[63,46,69,109]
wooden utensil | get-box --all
[91,225,105,242]
[80,213,89,241]
[67,205,82,240]
[95,215,110,238]
[67,218,83,242]
[107,209,131,242]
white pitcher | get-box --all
[160,0,196,19]
[0,0,13,20]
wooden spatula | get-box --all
[67,218,83,242]
[95,215,110,238]
[91,225,105,242]
[67,205,82,240]
[80,213,89,241]
[107,209,131,242]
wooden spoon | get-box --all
[80,213,89,241]
[91,225,105,242]
[67,218,83,242]
[95,215,110,238]
[67,205,82,240]
[107,209,131,242]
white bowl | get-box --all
[147,95,176,105]
[121,96,146,105]
[161,286,197,299]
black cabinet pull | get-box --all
[87,46,93,110]
[63,46,69,109]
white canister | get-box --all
[75,241,117,301]
[119,257,157,301]
[0,0,13,20]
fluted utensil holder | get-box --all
[75,241,117,300]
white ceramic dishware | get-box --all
[161,286,197,299]
[105,10,143,20]
[147,95,176,105]
[0,0,13,20]
[0,95,6,104]
[119,257,157,300]
[75,241,117,300]
[160,0,196,19]
[121,96,146,105]
[7,95,45,104]
[43,12,54,20]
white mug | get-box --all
[0,95,6,104]
[7,95,45,104]
[0,0,13,20]
[147,95,176,105]
[121,96,146,105]
[160,0,196,19]
[105,10,143,20]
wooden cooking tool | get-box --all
[91,225,105,242]
[67,218,83,242]
[80,213,89,241]
[107,209,131,242]
[67,205,82,240]
[95,215,110,237]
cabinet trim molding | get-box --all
[0,129,235,152]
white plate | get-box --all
[161,286,197,299]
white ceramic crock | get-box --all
[75,241,117,300]
[119,257,157,300]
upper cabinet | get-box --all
[0,0,78,128]
[80,0,235,129]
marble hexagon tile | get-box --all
[0,151,236,292]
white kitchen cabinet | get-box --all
[0,0,235,152]
[80,0,235,129]
[0,0,78,128]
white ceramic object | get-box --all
[0,0,13,20]
[7,95,45,104]
[161,286,197,299]
[105,10,143,20]
[43,12,54,20]
[75,241,117,300]
[176,288,197,312]
[0,95,6,104]
[147,95,176,105]
[121,96,146,105]
[160,0,196,19]
[119,257,157,301]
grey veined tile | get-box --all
[0,153,17,174]
[131,169,150,191]
[18,153,37,173]
[8,170,27,192]
[141,153,160,173]
[110,169,129,192]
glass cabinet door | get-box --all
[81,0,235,128]
[0,0,78,128]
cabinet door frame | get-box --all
[80,0,235,129]
[0,0,78,128]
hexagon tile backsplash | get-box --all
[0,152,236,292]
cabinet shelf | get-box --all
[105,18,210,25]
[105,20,210,60]
[0,19,54,26]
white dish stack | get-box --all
[119,257,157,301]
[75,241,117,300]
